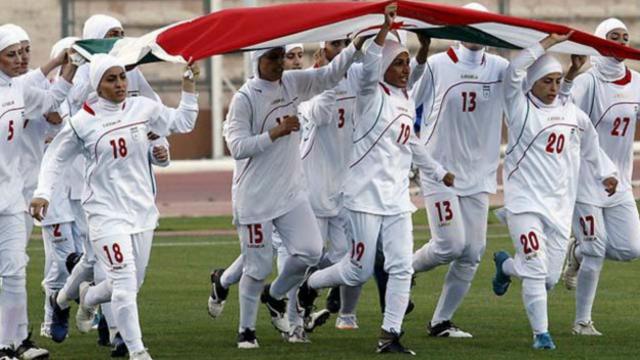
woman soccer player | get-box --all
[491,32,618,350]
[31,54,199,360]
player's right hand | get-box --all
[270,115,300,140]
[442,172,455,187]
[30,197,49,221]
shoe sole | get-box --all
[237,342,259,349]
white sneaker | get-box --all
[76,282,97,333]
[237,329,259,349]
[287,326,311,343]
[129,349,153,360]
[572,321,602,336]
[335,314,359,330]
[428,321,473,338]
[562,237,580,290]
[39,323,52,339]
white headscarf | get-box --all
[456,3,489,62]
[381,40,409,79]
[285,43,304,54]
[250,47,283,79]
[82,14,123,40]
[89,53,125,92]
[0,26,22,53]
[1,24,29,43]
[591,18,627,81]
[525,53,562,91]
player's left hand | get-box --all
[603,176,618,197]
[442,172,455,187]
[153,146,169,162]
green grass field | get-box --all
[25,210,640,359]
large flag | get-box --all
[73,0,640,67]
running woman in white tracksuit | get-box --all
[411,2,510,339]
[491,33,618,350]
[31,54,199,360]
[559,18,640,336]
[0,25,78,360]
[298,5,453,355]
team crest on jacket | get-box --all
[130,126,141,141]
[482,85,491,99]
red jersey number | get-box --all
[109,138,128,159]
[545,132,565,154]
[435,201,453,223]
[396,123,410,145]
[611,117,630,137]
[7,120,15,141]
[247,224,264,245]
[462,92,477,112]
[337,108,346,128]
[520,232,540,255]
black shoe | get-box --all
[0,347,18,360]
[296,269,319,318]
[49,292,70,343]
[260,284,288,334]
[237,328,259,349]
[208,268,229,319]
[97,314,110,346]
[376,329,415,355]
[110,333,128,358]
[325,286,340,314]
[304,309,331,333]
[427,320,472,338]
[15,332,49,360]
[65,252,83,274]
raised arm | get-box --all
[31,121,83,220]
[409,34,430,89]
[149,64,199,136]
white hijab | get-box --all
[89,53,125,92]
[50,36,79,76]
[82,14,123,40]
[381,40,409,80]
[1,24,29,43]
[250,47,283,79]
[285,43,304,54]
[591,18,627,82]
[525,53,562,91]
[455,3,489,63]
[0,25,21,54]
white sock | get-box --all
[339,285,362,315]
[221,255,244,289]
[239,275,263,331]
[43,288,55,327]
[431,263,475,324]
[101,303,118,343]
[86,281,113,307]
[270,255,307,299]
[381,276,411,333]
[502,258,518,277]
[522,278,548,335]
[575,255,604,324]
[0,276,26,348]
[287,286,303,328]
[58,260,93,309]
